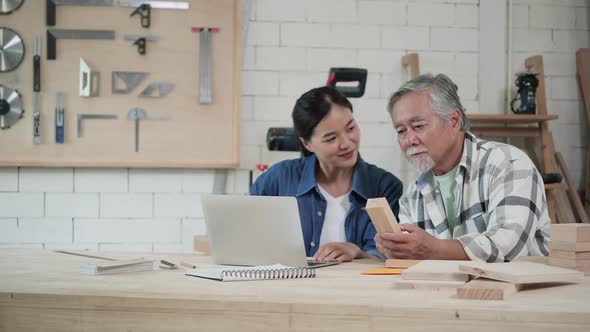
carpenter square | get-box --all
[47,29,116,60]
[77,113,117,138]
[46,0,114,26]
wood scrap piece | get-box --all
[401,260,470,282]
[365,197,401,234]
[457,279,523,300]
[193,235,211,255]
[547,257,590,269]
[550,249,590,260]
[555,152,590,223]
[550,241,590,252]
[551,224,590,243]
[385,259,422,269]
[458,261,584,284]
[394,279,466,290]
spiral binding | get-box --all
[221,267,316,280]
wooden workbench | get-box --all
[1,249,589,331]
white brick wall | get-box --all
[2,0,588,252]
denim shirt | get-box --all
[250,154,403,258]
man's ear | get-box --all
[450,109,461,129]
[300,137,314,153]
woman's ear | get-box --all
[299,137,314,153]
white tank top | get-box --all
[318,185,351,245]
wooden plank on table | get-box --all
[551,249,590,260]
[547,257,590,269]
[550,240,590,252]
[365,197,401,234]
[552,224,590,243]
[394,279,466,290]
[401,260,470,282]
[385,259,422,269]
[457,279,523,300]
[458,261,584,284]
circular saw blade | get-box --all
[0,0,24,14]
[0,27,25,72]
[0,85,23,129]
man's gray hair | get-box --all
[387,73,470,131]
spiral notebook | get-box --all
[185,264,316,282]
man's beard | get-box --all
[405,147,435,174]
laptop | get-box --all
[202,194,338,268]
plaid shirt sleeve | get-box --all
[456,155,551,262]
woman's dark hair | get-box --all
[292,86,353,157]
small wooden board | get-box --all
[457,279,523,301]
[401,260,470,282]
[547,257,590,269]
[458,261,584,284]
[385,259,422,269]
[551,224,590,243]
[365,197,401,234]
[550,249,590,260]
[550,241,590,252]
[394,279,466,290]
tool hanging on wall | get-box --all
[0,0,24,14]
[118,0,190,28]
[46,0,114,26]
[511,72,539,114]
[139,82,175,98]
[124,34,158,55]
[47,29,116,60]
[55,92,65,143]
[33,35,41,144]
[79,58,99,97]
[77,113,117,138]
[0,27,24,72]
[326,68,368,98]
[111,71,149,94]
[0,85,23,129]
[192,27,219,105]
[127,107,171,152]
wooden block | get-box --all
[394,279,466,290]
[457,279,523,301]
[193,235,211,255]
[365,197,401,234]
[458,261,584,284]
[549,240,590,252]
[551,224,590,243]
[547,257,590,269]
[401,260,470,282]
[385,259,422,269]
[550,249,590,260]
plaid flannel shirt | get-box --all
[398,132,551,262]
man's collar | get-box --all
[296,154,370,199]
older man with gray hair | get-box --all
[375,73,551,262]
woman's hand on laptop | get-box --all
[313,242,364,262]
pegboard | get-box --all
[0,0,241,168]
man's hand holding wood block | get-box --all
[365,197,401,234]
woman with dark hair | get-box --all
[250,86,403,262]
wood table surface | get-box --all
[0,249,589,331]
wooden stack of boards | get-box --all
[548,224,590,275]
[394,259,584,301]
